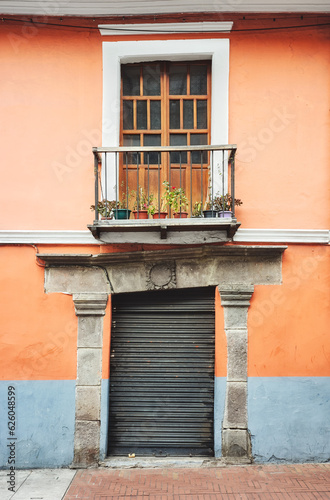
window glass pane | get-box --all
[169,64,187,95]
[170,133,187,163]
[137,101,147,130]
[143,64,161,96]
[190,65,207,95]
[143,134,161,164]
[123,134,140,164]
[197,100,207,129]
[123,100,133,130]
[150,101,161,130]
[183,100,193,129]
[191,133,208,163]
[170,100,180,129]
[122,66,140,96]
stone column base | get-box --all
[222,429,252,462]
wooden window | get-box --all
[120,61,211,203]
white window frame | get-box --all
[102,38,229,198]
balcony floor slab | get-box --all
[88,218,240,244]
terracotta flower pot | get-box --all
[152,212,168,219]
[173,212,188,218]
[133,210,149,219]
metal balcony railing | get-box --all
[92,145,237,222]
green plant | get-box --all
[132,186,154,211]
[203,198,214,210]
[213,193,243,211]
[117,181,132,208]
[148,194,168,215]
[163,181,188,212]
[90,199,118,218]
[192,201,202,217]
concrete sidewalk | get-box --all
[0,468,76,500]
[1,462,330,499]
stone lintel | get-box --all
[44,266,110,295]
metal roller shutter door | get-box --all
[108,287,215,457]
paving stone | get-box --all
[63,463,330,500]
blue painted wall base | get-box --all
[1,377,329,467]
[0,380,75,469]
[248,377,330,463]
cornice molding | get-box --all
[233,228,330,244]
[37,245,287,267]
[0,230,97,245]
[0,229,328,245]
[1,2,329,15]
[99,22,233,36]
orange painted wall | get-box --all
[1,244,328,380]
[229,30,330,230]
[0,25,102,231]
[0,19,329,382]
[0,244,112,381]
[248,244,330,377]
[0,22,329,230]
[0,246,77,380]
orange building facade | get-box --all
[0,2,329,468]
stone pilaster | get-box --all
[72,293,108,467]
[219,285,254,461]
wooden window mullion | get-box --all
[133,100,137,130]
[147,100,150,131]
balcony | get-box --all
[88,145,240,245]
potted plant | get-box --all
[90,199,118,219]
[213,193,243,218]
[202,194,219,218]
[112,183,132,219]
[148,196,168,219]
[132,187,154,219]
[192,201,203,218]
[163,181,189,218]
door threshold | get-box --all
[100,456,228,469]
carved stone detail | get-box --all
[73,293,108,316]
[146,261,176,290]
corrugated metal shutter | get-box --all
[108,287,215,457]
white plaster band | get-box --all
[1,229,328,245]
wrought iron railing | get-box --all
[92,145,237,222]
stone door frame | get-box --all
[40,244,286,466]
